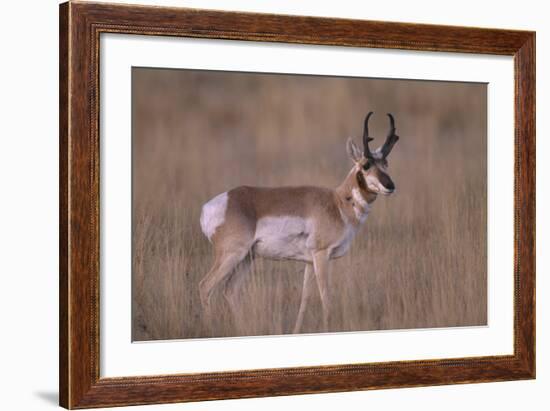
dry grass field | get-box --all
[132,68,487,341]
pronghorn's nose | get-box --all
[385,180,395,191]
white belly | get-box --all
[253,216,313,262]
[253,217,358,262]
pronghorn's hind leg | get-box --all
[199,206,256,315]
[222,253,254,322]
[199,190,256,315]
[199,245,252,314]
[199,252,222,313]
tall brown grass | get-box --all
[131,68,487,341]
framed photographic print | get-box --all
[59,1,535,408]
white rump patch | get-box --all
[199,192,228,241]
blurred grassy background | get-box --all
[132,67,487,341]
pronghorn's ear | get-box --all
[346,137,363,164]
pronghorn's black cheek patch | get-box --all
[356,171,368,191]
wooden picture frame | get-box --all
[59,1,535,408]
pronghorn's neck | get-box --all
[335,166,377,225]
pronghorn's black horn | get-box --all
[381,113,399,158]
[363,111,375,159]
[387,113,396,134]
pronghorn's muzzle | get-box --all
[369,170,395,195]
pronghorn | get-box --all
[199,112,399,333]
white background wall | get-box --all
[0,0,546,410]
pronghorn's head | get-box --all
[347,112,399,196]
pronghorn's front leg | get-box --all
[312,249,331,331]
[293,264,314,334]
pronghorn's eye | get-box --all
[363,162,372,171]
